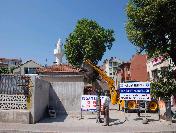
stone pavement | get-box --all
[0,109,176,133]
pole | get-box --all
[142,101,148,124]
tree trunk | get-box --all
[96,90,102,123]
[165,100,172,122]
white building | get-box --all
[103,57,122,80]
[147,56,176,106]
[147,56,174,81]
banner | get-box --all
[81,95,106,111]
[119,82,151,101]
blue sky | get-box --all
[0,0,136,66]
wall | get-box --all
[0,75,32,124]
[40,75,84,115]
[31,76,50,123]
[130,54,148,82]
[0,110,30,124]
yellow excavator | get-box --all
[84,59,158,113]
[84,59,120,105]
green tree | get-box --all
[125,0,176,65]
[0,67,10,74]
[64,18,115,67]
[125,0,176,121]
[64,18,115,123]
[151,64,176,121]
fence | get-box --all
[0,75,32,110]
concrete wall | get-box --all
[40,75,84,115]
[0,110,30,124]
[0,75,50,124]
[31,76,50,123]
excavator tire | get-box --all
[127,100,136,110]
[148,100,158,113]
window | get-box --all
[24,67,37,74]
[24,67,28,74]
[113,62,117,66]
[109,62,112,67]
[28,68,37,74]
[161,67,168,77]
[152,69,158,81]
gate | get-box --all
[0,75,33,110]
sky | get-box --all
[0,0,137,66]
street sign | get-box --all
[81,95,106,111]
[119,82,151,101]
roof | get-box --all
[37,64,81,73]
[14,60,43,70]
[0,58,21,62]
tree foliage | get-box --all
[64,18,115,67]
[126,0,176,65]
[0,67,9,74]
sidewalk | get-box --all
[0,110,176,133]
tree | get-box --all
[64,18,115,67]
[125,0,176,65]
[151,63,176,121]
[0,67,9,74]
[64,18,115,123]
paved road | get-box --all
[0,110,176,133]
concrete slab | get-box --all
[0,110,30,124]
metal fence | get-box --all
[0,74,30,95]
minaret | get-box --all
[54,39,64,64]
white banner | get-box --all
[120,93,151,101]
[81,95,106,111]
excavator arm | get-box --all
[84,59,119,105]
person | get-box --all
[103,91,110,126]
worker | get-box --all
[103,91,110,126]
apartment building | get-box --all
[103,57,122,80]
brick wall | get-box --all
[130,54,148,82]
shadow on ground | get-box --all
[109,118,126,126]
[39,114,68,123]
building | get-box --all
[115,62,131,84]
[0,58,22,68]
[103,57,122,80]
[130,54,148,82]
[147,56,176,106]
[13,60,43,75]
[147,56,173,81]
[38,64,84,115]
[115,54,148,84]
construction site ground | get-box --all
[0,105,176,133]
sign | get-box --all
[152,56,163,66]
[119,82,151,101]
[81,95,106,111]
